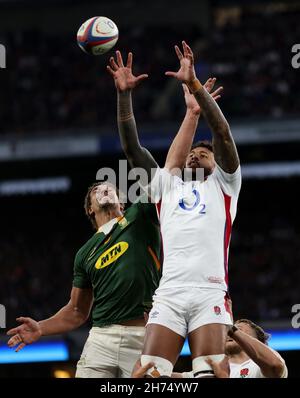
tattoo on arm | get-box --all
[194,88,239,173]
[117,91,158,178]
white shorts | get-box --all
[147,287,232,337]
[75,325,145,378]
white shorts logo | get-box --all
[150,311,159,319]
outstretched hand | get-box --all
[166,41,196,84]
[7,317,42,352]
[107,51,148,92]
[183,77,223,116]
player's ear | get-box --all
[120,203,125,213]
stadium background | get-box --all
[0,0,300,377]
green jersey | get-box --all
[73,199,161,327]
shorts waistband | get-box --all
[90,325,145,334]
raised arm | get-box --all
[7,287,93,352]
[107,51,158,178]
[229,327,286,378]
[166,41,239,174]
[165,79,223,174]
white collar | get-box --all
[97,217,119,235]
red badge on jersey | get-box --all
[240,368,249,378]
[214,306,221,315]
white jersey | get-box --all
[148,163,241,292]
[182,353,288,378]
[229,355,288,378]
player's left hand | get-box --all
[206,356,230,378]
[7,317,42,352]
[107,51,148,92]
[165,41,196,84]
[183,77,223,116]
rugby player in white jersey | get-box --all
[180,319,288,378]
[107,41,241,378]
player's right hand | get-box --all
[206,356,230,378]
[7,317,42,352]
[131,359,155,378]
[107,51,148,92]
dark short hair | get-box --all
[191,140,213,153]
[235,319,270,345]
[84,182,122,229]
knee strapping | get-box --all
[193,354,225,378]
[141,355,173,378]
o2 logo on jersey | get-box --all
[178,189,206,214]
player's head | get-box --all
[225,319,270,356]
[84,182,125,229]
[185,141,215,177]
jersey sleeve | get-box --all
[144,167,174,203]
[253,350,288,378]
[212,163,242,197]
[267,350,288,378]
[73,251,92,289]
[280,363,288,378]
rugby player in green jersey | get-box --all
[7,182,161,377]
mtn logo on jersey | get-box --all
[95,242,129,269]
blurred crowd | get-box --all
[0,25,201,136]
[1,7,299,136]
[230,224,300,321]
[0,196,86,327]
[201,8,300,121]
[229,178,300,322]
[0,230,74,324]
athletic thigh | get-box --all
[188,323,229,358]
[142,323,185,365]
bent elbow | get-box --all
[121,142,141,161]
[121,142,133,158]
[73,307,89,326]
[81,310,91,324]
[270,360,285,378]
